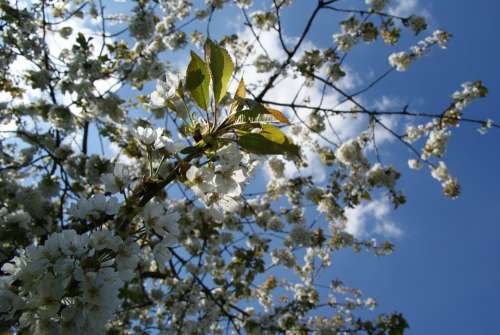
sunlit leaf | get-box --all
[266,107,289,124]
[232,98,289,124]
[235,77,246,99]
[238,124,300,157]
[204,39,234,103]
[185,51,210,111]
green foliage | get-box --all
[238,124,300,157]
[204,39,234,104]
[185,51,210,111]
[182,47,297,158]
[232,98,289,125]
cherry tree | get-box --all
[0,0,495,334]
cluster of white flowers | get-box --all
[408,159,422,170]
[68,194,120,219]
[235,0,253,9]
[271,248,296,268]
[291,283,319,306]
[135,126,157,145]
[317,194,342,220]
[251,11,277,31]
[422,128,450,160]
[402,81,487,197]
[405,121,435,143]
[159,0,193,20]
[478,119,494,135]
[335,138,368,168]
[366,0,390,12]
[135,125,186,153]
[149,74,189,119]
[128,8,155,40]
[0,229,140,334]
[430,161,460,198]
[289,223,311,246]
[268,157,285,179]
[388,52,412,72]
[405,121,458,196]
[186,143,253,219]
[141,202,181,271]
[405,119,452,162]
[0,208,32,232]
[150,80,176,108]
[406,15,428,35]
[452,81,488,111]
[101,163,132,194]
[389,30,451,71]
[307,111,326,133]
[332,17,360,52]
[367,163,399,189]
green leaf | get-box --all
[232,110,277,126]
[76,32,88,49]
[185,51,210,111]
[180,146,201,155]
[238,124,300,157]
[204,39,234,103]
[180,142,205,155]
[233,98,289,124]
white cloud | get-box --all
[107,141,137,165]
[389,0,419,17]
[389,0,431,20]
[344,197,402,238]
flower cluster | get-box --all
[389,30,451,71]
[431,161,461,198]
[135,125,186,153]
[186,143,256,219]
[0,230,140,334]
[68,194,120,220]
[366,0,390,12]
[142,201,181,271]
[335,138,369,168]
[332,17,363,52]
[403,81,488,197]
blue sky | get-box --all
[86,0,500,332]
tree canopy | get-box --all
[0,0,496,334]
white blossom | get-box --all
[366,0,389,12]
[135,126,157,145]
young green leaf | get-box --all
[185,51,210,111]
[238,124,300,157]
[204,39,234,103]
[232,98,290,124]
